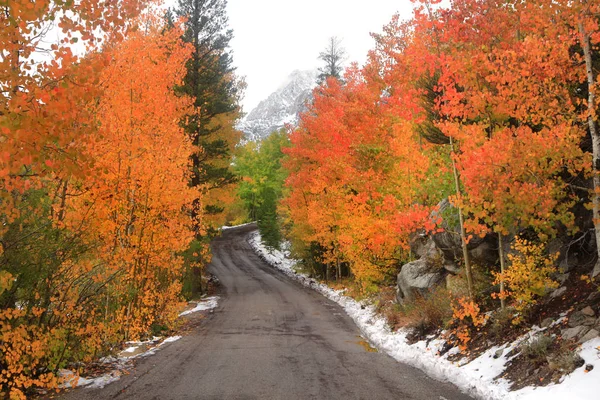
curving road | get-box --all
[60,224,472,400]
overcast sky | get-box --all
[226,0,415,114]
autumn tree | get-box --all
[285,64,434,291]
[0,4,198,396]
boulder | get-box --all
[409,230,430,259]
[396,259,447,304]
[588,291,600,303]
[562,326,590,341]
[568,311,588,327]
[429,199,498,268]
[581,306,595,317]
[579,329,599,344]
[540,318,554,329]
[397,199,500,305]
[549,286,567,299]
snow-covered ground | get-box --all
[60,296,219,390]
[222,221,255,230]
[179,296,219,316]
[247,230,600,400]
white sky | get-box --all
[226,0,415,114]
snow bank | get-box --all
[179,296,219,316]
[248,230,600,400]
[59,369,121,390]
[221,222,255,230]
[60,335,183,390]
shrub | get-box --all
[447,297,488,351]
[394,287,454,336]
[489,307,515,341]
[494,238,558,324]
[520,334,553,363]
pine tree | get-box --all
[171,0,242,297]
[317,36,347,84]
[174,0,241,222]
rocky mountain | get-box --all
[238,70,318,142]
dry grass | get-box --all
[379,286,454,337]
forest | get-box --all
[1,0,600,398]
[237,0,600,388]
[0,0,240,398]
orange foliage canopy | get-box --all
[284,0,599,300]
[285,66,434,291]
[0,3,200,397]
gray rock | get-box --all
[579,329,599,344]
[550,286,567,299]
[562,326,591,341]
[493,348,504,359]
[582,306,596,317]
[593,260,600,278]
[468,237,500,267]
[396,259,447,304]
[429,199,498,267]
[409,230,429,259]
[568,311,587,327]
[588,291,600,303]
[541,318,554,329]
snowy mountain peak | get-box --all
[238,70,318,142]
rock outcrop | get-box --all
[396,200,499,304]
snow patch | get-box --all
[179,296,219,316]
[221,222,255,230]
[59,335,182,390]
[59,369,121,389]
[248,230,600,400]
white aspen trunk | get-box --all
[579,22,600,277]
[450,136,474,299]
[498,234,506,309]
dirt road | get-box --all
[60,224,471,400]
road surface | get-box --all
[60,224,472,400]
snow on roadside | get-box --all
[179,296,219,316]
[59,335,183,390]
[221,221,255,230]
[58,295,220,391]
[248,230,600,400]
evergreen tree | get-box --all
[174,0,241,222]
[257,187,282,249]
[317,36,346,84]
[172,0,242,296]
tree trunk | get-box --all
[579,22,600,278]
[192,266,204,297]
[450,136,474,299]
[498,234,506,309]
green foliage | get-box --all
[234,130,290,248]
[180,239,209,299]
[520,334,553,363]
[173,0,241,219]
